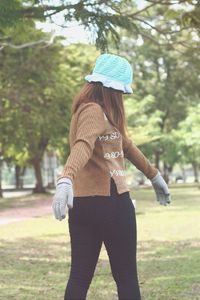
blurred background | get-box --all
[0,1,200,299]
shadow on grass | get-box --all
[0,236,200,300]
[0,193,52,211]
[0,235,116,300]
[138,239,200,300]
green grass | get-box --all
[131,186,200,300]
[0,186,200,300]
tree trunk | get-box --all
[180,166,187,183]
[32,158,46,193]
[15,165,26,189]
[138,173,145,185]
[0,156,3,197]
[163,162,169,183]
[21,166,26,189]
[0,166,3,198]
[15,165,21,189]
[155,150,160,170]
[192,162,199,183]
[163,162,173,184]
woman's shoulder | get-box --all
[77,102,105,118]
[78,101,103,111]
[74,102,107,134]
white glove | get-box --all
[150,170,171,206]
[52,177,74,221]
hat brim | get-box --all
[84,73,133,94]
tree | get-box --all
[112,16,200,182]
[0,0,199,51]
[0,30,70,192]
[172,104,200,182]
[0,31,65,192]
[0,22,101,194]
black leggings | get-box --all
[64,178,141,300]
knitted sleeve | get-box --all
[122,135,158,179]
[57,102,107,183]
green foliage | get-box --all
[172,104,200,165]
[117,22,200,173]
[0,0,22,28]
[0,24,99,170]
[0,0,199,51]
[124,95,163,145]
[182,6,200,27]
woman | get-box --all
[52,53,171,300]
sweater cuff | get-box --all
[57,173,74,184]
[146,168,159,180]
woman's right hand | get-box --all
[150,170,171,206]
[52,177,74,221]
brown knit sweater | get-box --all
[57,102,158,196]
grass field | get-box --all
[0,185,200,300]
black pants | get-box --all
[64,178,141,300]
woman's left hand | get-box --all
[150,170,171,206]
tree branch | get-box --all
[145,0,188,4]
[0,33,56,51]
[133,17,166,34]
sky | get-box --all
[36,20,91,45]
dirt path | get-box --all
[0,197,53,225]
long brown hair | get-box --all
[71,82,130,140]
